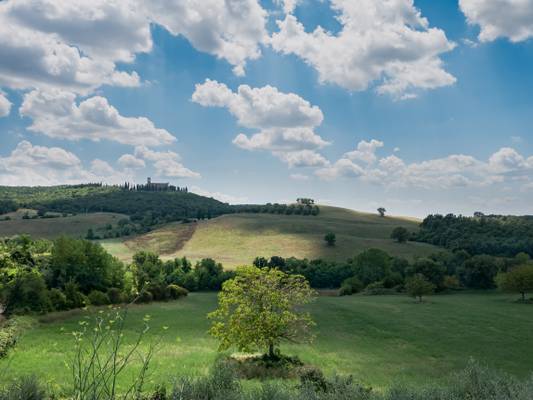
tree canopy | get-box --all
[208,266,315,358]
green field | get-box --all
[2,292,532,392]
[0,212,127,239]
[101,206,439,266]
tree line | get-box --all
[415,213,533,257]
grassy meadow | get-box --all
[0,212,127,239]
[101,206,439,266]
[2,292,532,392]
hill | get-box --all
[0,184,233,223]
[101,206,440,267]
[0,211,127,239]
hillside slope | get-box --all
[102,206,440,267]
[0,212,126,239]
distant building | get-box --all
[146,177,169,190]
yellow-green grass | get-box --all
[0,212,127,239]
[1,292,532,392]
[102,206,439,267]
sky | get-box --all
[0,0,532,217]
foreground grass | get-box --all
[1,292,532,392]
[102,206,439,266]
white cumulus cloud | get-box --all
[20,89,177,147]
[133,146,200,179]
[316,139,533,190]
[460,0,533,43]
[0,92,11,117]
[192,79,329,166]
[0,141,133,186]
[270,0,456,98]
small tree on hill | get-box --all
[324,232,336,247]
[377,207,386,217]
[497,265,533,302]
[406,274,435,303]
[85,228,95,240]
[391,227,409,243]
[208,266,315,359]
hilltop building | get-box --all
[145,177,169,191]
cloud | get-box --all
[20,89,177,147]
[0,0,142,94]
[192,79,329,166]
[344,139,384,164]
[460,0,533,43]
[0,92,11,117]
[133,146,200,178]
[0,0,269,95]
[190,186,248,204]
[0,140,132,186]
[274,150,329,168]
[117,154,146,169]
[289,173,310,181]
[270,0,456,98]
[141,0,267,76]
[316,139,533,189]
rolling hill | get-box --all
[0,211,127,239]
[100,206,440,267]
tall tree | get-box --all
[498,265,533,301]
[208,266,315,359]
[377,207,386,217]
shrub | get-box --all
[443,275,461,290]
[1,270,52,315]
[64,282,87,309]
[106,287,124,304]
[391,227,409,243]
[136,290,153,303]
[166,284,189,300]
[0,317,33,359]
[0,376,47,400]
[339,277,363,296]
[48,288,68,311]
[88,290,110,306]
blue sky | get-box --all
[0,0,532,217]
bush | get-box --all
[88,290,110,306]
[106,287,125,304]
[0,376,47,400]
[1,270,52,315]
[48,288,68,311]
[64,282,88,309]
[0,317,33,359]
[166,284,189,300]
[339,277,363,296]
[136,290,153,303]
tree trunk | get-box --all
[268,342,275,359]
[522,292,526,301]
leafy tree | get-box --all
[377,207,386,217]
[253,257,268,268]
[351,249,391,286]
[497,265,533,301]
[391,227,409,243]
[406,274,435,302]
[458,255,499,289]
[208,266,315,358]
[407,258,446,290]
[47,237,124,294]
[1,270,51,315]
[324,232,336,246]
